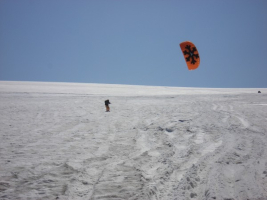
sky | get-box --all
[0,0,267,88]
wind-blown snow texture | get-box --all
[1,81,267,200]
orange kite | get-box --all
[180,41,200,70]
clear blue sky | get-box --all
[1,0,267,88]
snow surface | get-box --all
[1,81,267,200]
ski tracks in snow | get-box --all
[1,93,267,199]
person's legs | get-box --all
[105,105,110,112]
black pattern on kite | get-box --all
[183,45,199,65]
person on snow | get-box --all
[105,99,111,112]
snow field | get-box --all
[0,81,267,199]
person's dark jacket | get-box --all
[105,100,111,105]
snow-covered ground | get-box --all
[1,81,267,200]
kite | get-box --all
[180,41,200,70]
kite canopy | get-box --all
[180,41,200,70]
